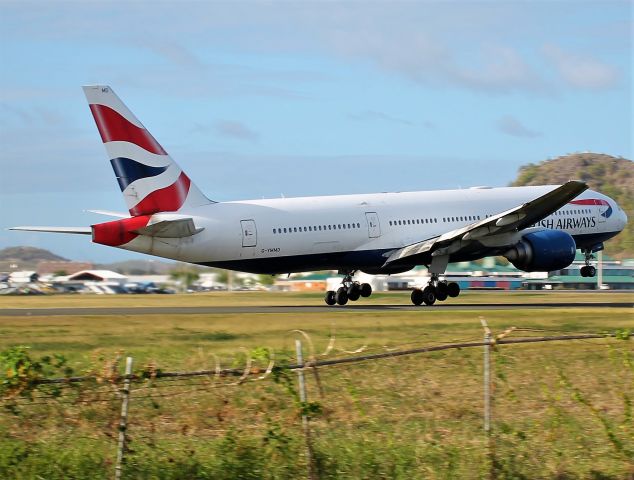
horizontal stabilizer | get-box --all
[9,226,92,235]
[132,218,203,238]
[86,209,130,218]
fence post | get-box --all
[482,321,491,434]
[480,318,495,479]
[295,340,316,480]
[115,356,133,480]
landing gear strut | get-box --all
[411,273,461,306]
[580,249,597,278]
[324,272,373,306]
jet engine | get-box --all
[504,230,576,272]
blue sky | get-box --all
[0,1,631,263]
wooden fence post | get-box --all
[295,340,317,480]
[482,322,492,434]
[114,356,133,480]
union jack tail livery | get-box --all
[83,86,210,216]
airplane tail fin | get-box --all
[83,85,211,217]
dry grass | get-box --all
[0,289,631,308]
[0,291,632,479]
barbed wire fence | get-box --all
[1,321,632,480]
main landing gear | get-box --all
[324,272,372,306]
[580,249,597,278]
[410,274,461,306]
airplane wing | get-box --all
[384,180,588,266]
[9,226,92,235]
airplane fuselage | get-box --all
[111,185,626,275]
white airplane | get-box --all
[12,86,628,305]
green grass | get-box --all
[0,292,633,479]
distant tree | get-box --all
[258,274,276,286]
[52,270,68,277]
[215,269,229,285]
[169,270,200,291]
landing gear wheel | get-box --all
[411,289,424,306]
[360,283,372,298]
[447,282,460,298]
[335,287,349,305]
[435,288,448,302]
[325,290,336,306]
[422,286,436,306]
[347,283,361,301]
[581,249,598,279]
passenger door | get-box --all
[365,212,381,238]
[240,220,257,247]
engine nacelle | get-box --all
[504,230,576,272]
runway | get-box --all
[1,302,631,317]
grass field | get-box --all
[1,291,633,479]
[1,289,631,308]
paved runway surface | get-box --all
[1,302,632,316]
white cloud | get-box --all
[1,3,623,96]
[497,116,541,138]
[214,120,259,142]
[349,110,414,126]
[543,44,620,89]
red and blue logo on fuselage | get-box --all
[570,198,612,218]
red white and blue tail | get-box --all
[83,85,210,216]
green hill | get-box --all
[0,246,68,271]
[511,153,633,259]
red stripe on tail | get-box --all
[92,215,151,247]
[129,172,191,216]
[89,104,167,155]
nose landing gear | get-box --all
[324,272,373,306]
[580,249,597,278]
